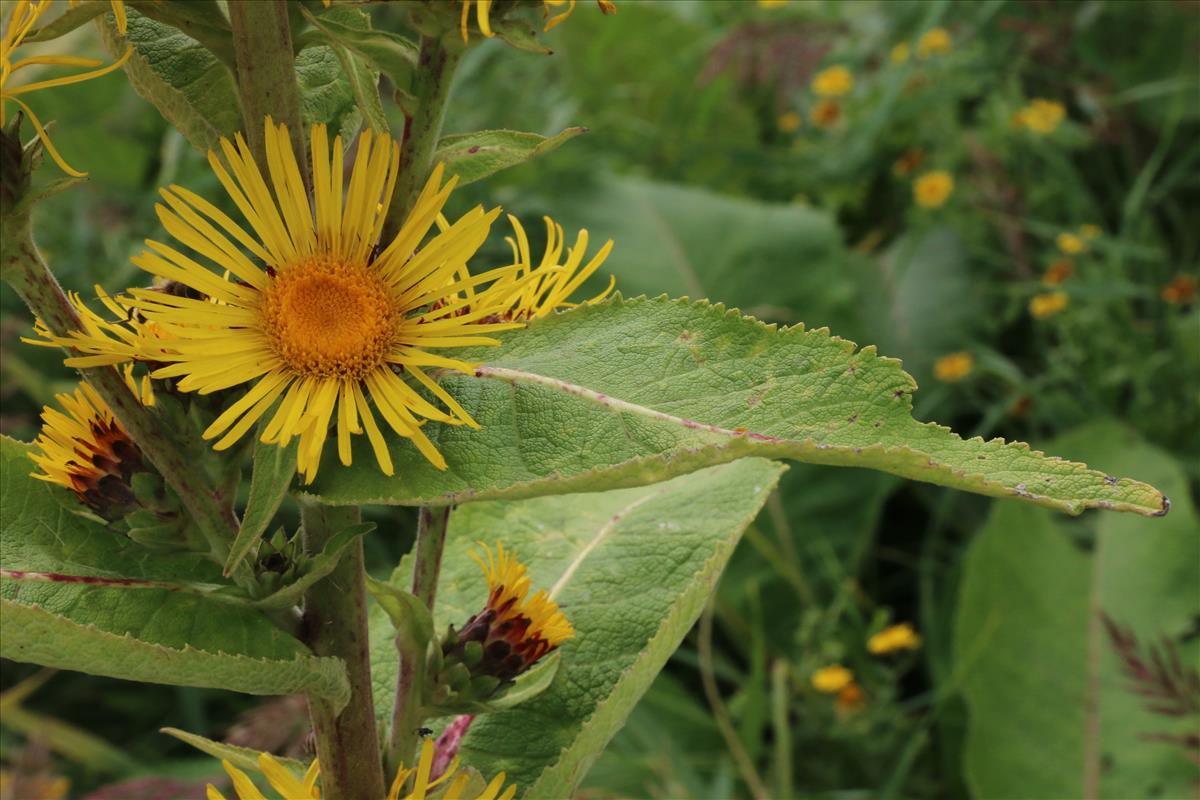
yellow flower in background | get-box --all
[1041,259,1075,287]
[1,0,133,176]
[1162,274,1197,306]
[809,99,841,128]
[492,215,615,321]
[460,0,614,41]
[43,120,526,484]
[916,27,951,59]
[1013,98,1065,134]
[1056,231,1086,255]
[811,664,853,693]
[777,110,802,133]
[913,170,954,208]
[1079,223,1102,240]
[868,623,923,654]
[811,65,854,97]
[207,740,518,800]
[757,0,789,7]
[890,42,910,64]
[1029,291,1069,319]
[933,352,973,383]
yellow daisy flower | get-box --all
[777,110,801,133]
[1056,231,1086,255]
[913,170,954,208]
[42,119,527,484]
[915,27,951,59]
[811,664,853,693]
[867,622,922,654]
[460,0,614,42]
[207,739,517,800]
[1029,291,1069,319]
[933,351,972,383]
[1,0,132,176]
[890,42,910,64]
[29,372,151,517]
[1013,98,1065,134]
[811,65,853,97]
[492,215,615,321]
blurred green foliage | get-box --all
[2,0,1197,798]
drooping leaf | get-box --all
[161,727,308,775]
[955,422,1198,799]
[433,128,587,186]
[225,437,297,577]
[307,297,1166,517]
[368,458,787,793]
[99,6,242,152]
[0,438,348,705]
[25,1,107,43]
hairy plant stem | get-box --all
[1,218,252,588]
[386,505,451,776]
[301,501,386,800]
[380,35,462,242]
[228,0,309,189]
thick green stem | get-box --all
[228,0,309,187]
[386,505,451,775]
[380,35,462,242]
[301,501,386,800]
[1,219,250,586]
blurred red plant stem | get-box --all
[301,501,387,800]
[699,599,770,800]
[381,34,462,242]
[228,0,309,190]
[0,215,252,588]
[387,505,452,776]
[432,714,475,780]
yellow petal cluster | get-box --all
[916,27,952,59]
[933,352,973,383]
[810,664,853,693]
[1029,291,1069,319]
[913,170,954,209]
[811,65,854,97]
[867,623,922,654]
[1013,98,1065,134]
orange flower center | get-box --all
[262,257,397,379]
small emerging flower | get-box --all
[913,170,954,209]
[809,99,841,129]
[890,42,910,64]
[777,110,801,133]
[892,148,924,177]
[1029,291,1069,319]
[811,664,853,693]
[206,739,516,800]
[29,375,149,519]
[933,352,973,383]
[1079,223,1102,240]
[1162,274,1197,306]
[1042,259,1075,287]
[1056,231,1087,255]
[915,27,951,59]
[1,0,133,176]
[868,622,922,655]
[811,65,854,97]
[1013,98,1066,134]
[835,681,865,716]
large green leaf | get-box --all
[369,458,787,794]
[954,422,1198,799]
[307,297,1166,517]
[0,438,348,705]
[433,128,587,187]
[100,7,243,152]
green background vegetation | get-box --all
[1,0,1197,797]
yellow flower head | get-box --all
[890,42,910,64]
[1041,258,1074,287]
[915,27,952,59]
[1056,231,1086,255]
[460,0,614,42]
[811,664,853,693]
[1029,291,1069,319]
[811,65,854,97]
[29,373,150,517]
[867,622,922,654]
[491,215,614,321]
[1079,223,1102,240]
[809,99,841,129]
[460,542,574,678]
[913,170,954,209]
[1,0,132,176]
[777,110,801,133]
[44,119,529,484]
[1013,98,1065,134]
[933,352,973,383]
[1162,274,1197,306]
[207,740,517,800]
